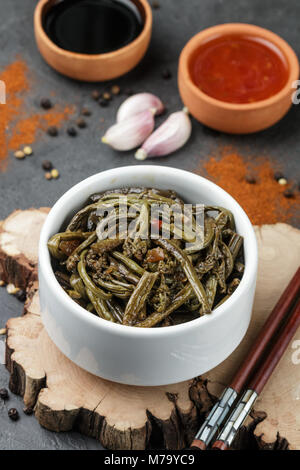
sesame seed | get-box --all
[102,92,112,101]
[111,85,121,95]
[23,146,33,156]
[14,150,25,159]
[6,283,20,295]
[51,168,59,179]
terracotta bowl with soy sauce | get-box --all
[178,23,299,134]
[34,0,152,82]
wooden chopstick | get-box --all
[231,266,300,393]
[191,266,300,450]
[212,297,300,450]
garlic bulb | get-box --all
[135,107,192,160]
[117,93,164,122]
[102,109,155,151]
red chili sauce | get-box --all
[190,34,289,104]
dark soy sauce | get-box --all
[43,0,143,54]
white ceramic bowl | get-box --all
[39,166,258,386]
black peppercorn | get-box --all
[283,189,294,198]
[23,407,33,416]
[91,90,100,100]
[40,98,52,110]
[98,98,109,107]
[102,92,112,101]
[81,107,91,117]
[67,126,77,137]
[245,175,256,184]
[42,160,53,171]
[274,171,284,181]
[76,118,87,129]
[0,388,9,400]
[15,289,26,302]
[162,68,172,80]
[47,126,58,137]
[8,408,19,421]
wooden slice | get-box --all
[6,309,202,449]
[0,208,49,289]
[206,223,300,450]
[0,210,205,449]
[1,208,300,449]
[7,282,206,450]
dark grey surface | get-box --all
[0,0,299,450]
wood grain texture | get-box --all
[1,210,300,449]
[0,208,49,290]
[6,308,203,449]
[7,284,203,449]
[206,223,300,450]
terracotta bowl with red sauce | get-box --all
[178,23,299,134]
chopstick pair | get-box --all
[191,266,300,451]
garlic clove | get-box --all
[117,93,164,122]
[135,107,192,160]
[102,109,155,151]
